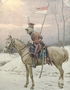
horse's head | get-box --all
[5,35,15,52]
[5,35,27,53]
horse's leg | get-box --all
[24,65,29,88]
[55,64,64,88]
[29,66,35,89]
[58,65,64,88]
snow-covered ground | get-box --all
[0,46,70,90]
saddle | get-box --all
[29,42,52,66]
[29,43,47,59]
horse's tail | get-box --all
[63,48,69,62]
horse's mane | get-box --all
[14,38,27,46]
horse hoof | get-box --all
[30,86,34,90]
[58,82,64,88]
[59,85,63,89]
[24,84,28,88]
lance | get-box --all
[37,5,49,78]
[39,4,49,34]
[40,10,48,34]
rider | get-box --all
[25,23,52,67]
[25,23,42,56]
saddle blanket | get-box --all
[29,44,46,59]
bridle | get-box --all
[8,38,27,53]
[6,38,29,58]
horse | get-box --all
[5,35,69,89]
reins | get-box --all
[19,45,26,52]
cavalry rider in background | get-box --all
[25,23,52,67]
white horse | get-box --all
[5,36,69,89]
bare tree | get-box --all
[61,0,65,47]
[54,0,60,46]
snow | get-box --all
[0,46,70,90]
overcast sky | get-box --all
[0,0,70,46]
[0,0,70,25]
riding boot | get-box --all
[32,58,36,68]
